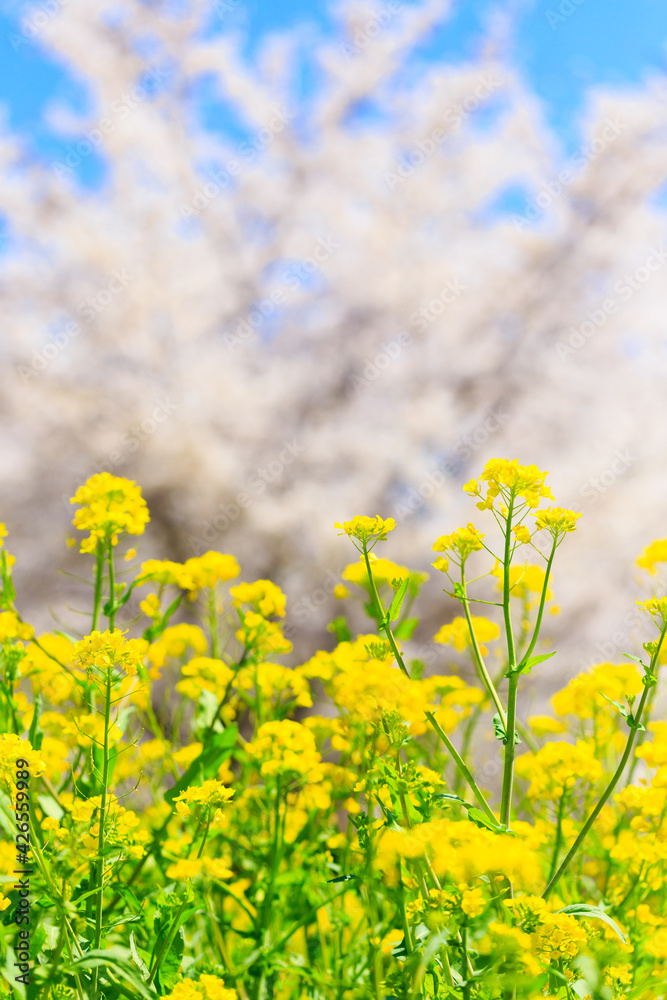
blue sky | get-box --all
[0,0,665,180]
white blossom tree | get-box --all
[2,0,667,691]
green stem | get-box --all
[547,791,567,885]
[517,539,557,668]
[460,563,506,725]
[362,546,497,825]
[543,622,667,899]
[500,495,518,831]
[91,544,105,631]
[107,536,116,630]
[91,667,113,998]
[425,710,498,826]
[500,673,519,830]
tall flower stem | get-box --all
[499,495,518,830]
[91,664,113,998]
[543,621,667,900]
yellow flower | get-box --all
[73,629,147,678]
[513,525,531,543]
[234,662,312,708]
[552,662,642,721]
[235,613,292,656]
[174,779,235,818]
[147,624,208,678]
[433,615,499,654]
[532,506,581,536]
[527,715,567,737]
[431,555,449,573]
[160,975,237,1000]
[70,473,149,553]
[176,657,235,701]
[334,515,395,544]
[245,720,324,782]
[0,611,33,643]
[460,885,486,918]
[182,552,240,592]
[138,559,194,590]
[432,523,485,562]
[165,858,203,880]
[491,563,552,603]
[637,595,667,625]
[515,740,604,799]
[466,459,554,510]
[229,580,286,618]
[532,911,588,962]
[0,735,45,786]
[333,584,349,598]
[140,593,161,619]
[638,538,667,574]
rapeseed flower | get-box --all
[70,473,149,553]
[73,629,147,678]
[433,615,499,654]
[160,975,237,1000]
[532,506,581,537]
[245,720,324,782]
[334,515,395,545]
[230,579,286,617]
[432,523,484,563]
[465,458,554,510]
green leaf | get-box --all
[516,650,557,674]
[388,579,409,622]
[601,693,628,717]
[164,725,237,805]
[434,793,468,806]
[394,617,419,640]
[453,582,465,601]
[129,932,150,982]
[155,926,185,994]
[467,808,505,834]
[557,903,627,943]
[623,653,650,671]
[64,947,157,1000]
[492,714,520,746]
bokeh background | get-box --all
[1,0,667,709]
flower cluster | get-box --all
[70,473,149,553]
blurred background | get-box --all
[1,0,667,708]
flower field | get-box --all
[1,460,667,999]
